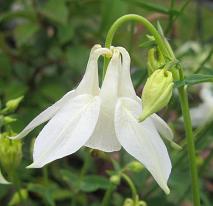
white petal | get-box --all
[85,49,121,151]
[115,97,171,194]
[200,83,213,105]
[11,90,76,140]
[28,94,101,168]
[76,45,111,96]
[117,47,138,100]
[190,103,211,127]
[0,169,10,184]
[151,114,174,141]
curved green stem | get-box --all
[178,69,200,206]
[121,173,138,205]
[103,14,175,79]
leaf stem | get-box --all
[178,68,200,206]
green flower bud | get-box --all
[139,69,174,122]
[0,137,22,175]
[123,198,134,206]
[138,201,147,206]
[5,96,23,113]
[127,161,144,172]
[3,116,17,124]
[110,175,121,185]
[147,48,164,75]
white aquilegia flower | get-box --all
[12,45,174,194]
[190,83,213,127]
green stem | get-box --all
[12,172,25,206]
[121,173,138,205]
[178,69,200,206]
[103,14,175,80]
[101,183,116,206]
[43,166,48,185]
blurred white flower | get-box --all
[12,45,174,194]
[0,169,10,184]
[190,83,213,127]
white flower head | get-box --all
[190,83,213,127]
[12,45,175,194]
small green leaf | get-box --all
[122,0,179,15]
[15,22,39,46]
[174,74,213,88]
[80,175,110,192]
[8,189,28,206]
[57,25,74,44]
[41,0,68,25]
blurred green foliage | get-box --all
[0,0,213,205]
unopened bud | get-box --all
[110,175,121,185]
[123,198,134,206]
[147,48,164,75]
[139,69,173,122]
[127,161,144,172]
[0,137,22,175]
[3,116,17,124]
[5,96,23,113]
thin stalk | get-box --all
[101,183,116,206]
[121,173,138,204]
[178,69,200,206]
[103,14,175,80]
[43,166,48,185]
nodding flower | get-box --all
[12,45,175,194]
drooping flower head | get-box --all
[12,45,175,194]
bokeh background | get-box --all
[0,0,213,205]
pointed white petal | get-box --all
[85,49,121,151]
[115,97,171,194]
[76,46,111,96]
[151,114,174,141]
[190,103,211,127]
[117,47,138,100]
[29,94,101,168]
[11,90,76,140]
[0,169,10,184]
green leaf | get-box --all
[41,0,68,25]
[15,22,39,46]
[100,0,127,33]
[80,175,110,192]
[0,10,36,23]
[28,183,57,206]
[57,25,74,44]
[8,189,28,206]
[60,169,80,189]
[0,52,12,77]
[174,74,213,88]
[122,0,179,15]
